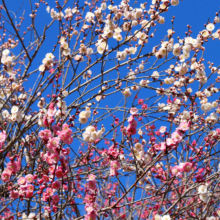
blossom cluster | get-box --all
[160,121,189,151]
[82,125,105,143]
[79,107,91,124]
[38,99,67,127]
[126,115,138,135]
[39,53,55,72]
[59,36,71,56]
[198,184,209,203]
[84,174,99,220]
[154,214,171,220]
[2,157,21,183]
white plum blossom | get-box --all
[2,49,10,56]
[206,23,215,31]
[97,41,108,54]
[173,43,181,56]
[39,65,45,72]
[11,106,19,114]
[162,214,171,220]
[122,88,132,97]
[22,212,36,220]
[212,101,218,108]
[129,47,137,55]
[85,12,95,23]
[175,63,188,75]
[79,107,91,124]
[206,112,218,124]
[139,64,144,70]
[46,6,50,13]
[50,8,64,20]
[82,126,105,143]
[181,111,190,120]
[164,77,175,84]
[101,3,107,10]
[152,71,159,79]
[39,52,54,71]
[201,29,210,38]
[154,214,162,220]
[171,0,179,6]
[198,185,208,194]
[201,103,212,112]
[199,193,209,203]
[64,8,73,18]
[139,79,149,86]
[206,217,216,220]
[116,51,127,61]
[128,71,136,80]
[2,110,9,118]
[158,16,165,24]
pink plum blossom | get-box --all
[178,122,189,132]
[178,162,193,173]
[38,129,52,140]
[130,107,138,115]
[25,174,34,183]
[171,131,183,143]
[1,170,10,182]
[18,177,26,185]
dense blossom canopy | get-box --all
[0,0,220,219]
